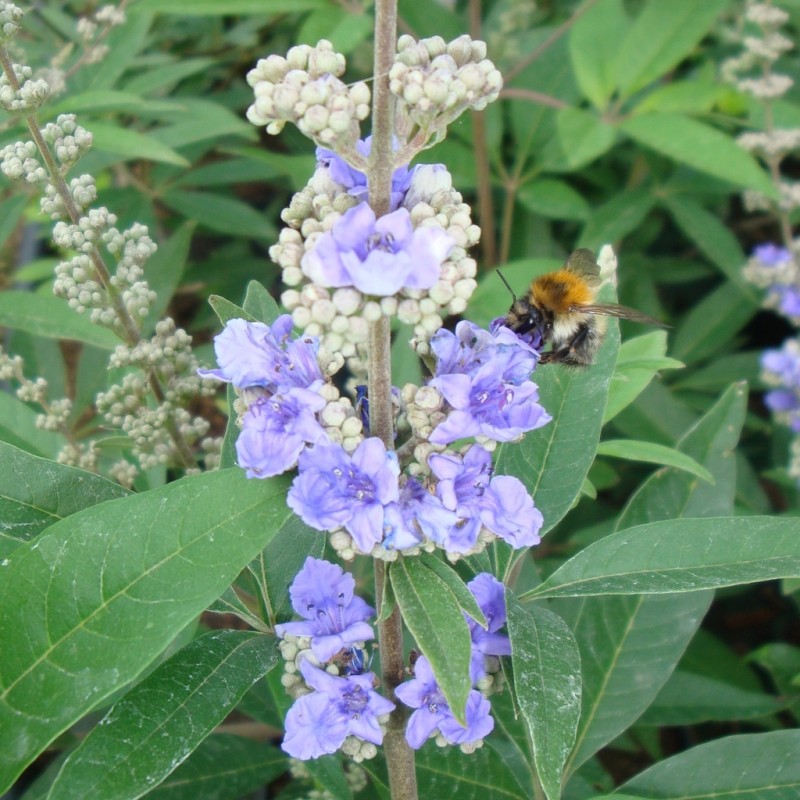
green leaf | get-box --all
[595,440,714,483]
[0,392,64,459]
[0,292,119,349]
[144,734,286,800]
[142,222,194,332]
[620,382,746,525]
[122,59,214,96]
[151,100,254,149]
[411,739,530,800]
[576,188,656,252]
[48,90,149,116]
[671,283,756,364]
[418,554,485,626]
[47,631,277,800]
[559,592,711,775]
[662,195,758,303]
[0,443,129,559]
[538,108,616,172]
[161,190,272,239]
[495,286,619,537]
[634,80,727,115]
[507,596,581,800]
[638,669,785,726]
[569,0,629,110]
[615,0,728,98]
[0,469,292,793]
[620,731,800,798]
[390,558,472,722]
[89,122,189,167]
[208,587,268,632]
[136,0,329,13]
[619,113,776,197]
[223,145,316,190]
[208,296,256,325]
[524,516,800,601]
[517,178,590,221]
[0,195,28,249]
[243,280,280,324]
[604,331,682,423]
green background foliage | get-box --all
[1,0,799,798]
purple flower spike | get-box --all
[301,202,454,296]
[395,656,494,749]
[198,316,323,393]
[282,660,395,759]
[275,557,375,662]
[288,438,400,552]
[236,388,327,479]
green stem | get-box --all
[367,2,418,798]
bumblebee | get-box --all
[500,248,665,366]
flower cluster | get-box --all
[728,3,800,484]
[273,142,480,368]
[277,560,511,759]
[203,315,547,560]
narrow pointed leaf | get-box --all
[615,0,728,97]
[0,442,129,559]
[507,596,581,800]
[560,591,710,775]
[47,631,277,800]
[0,292,118,349]
[419,554,485,626]
[0,469,291,793]
[620,113,776,197]
[390,558,472,721]
[496,300,618,536]
[144,734,286,800]
[620,731,800,798]
[525,516,800,601]
[595,440,713,483]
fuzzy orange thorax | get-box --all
[530,269,597,313]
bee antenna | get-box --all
[495,268,517,300]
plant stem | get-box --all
[367,2,418,799]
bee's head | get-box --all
[506,298,553,342]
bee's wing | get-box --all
[563,248,602,286]
[574,303,668,327]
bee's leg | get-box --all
[543,322,597,367]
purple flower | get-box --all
[428,445,543,553]
[430,360,551,444]
[382,477,458,550]
[395,656,494,749]
[432,320,540,384]
[754,243,793,266]
[317,138,412,209]
[300,202,454,296]
[236,389,327,479]
[198,316,323,393]
[282,660,395,759]
[467,574,511,680]
[778,286,800,318]
[288,438,400,552]
[275,557,375,662]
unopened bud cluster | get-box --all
[0,63,49,112]
[390,35,503,130]
[724,1,799,215]
[247,40,370,150]
[273,160,479,367]
[53,212,157,330]
[0,1,22,40]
